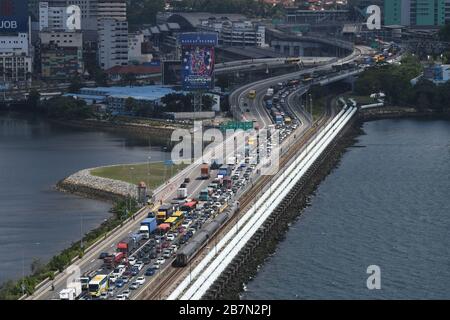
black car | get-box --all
[142,257,151,265]
[99,252,109,260]
[184,177,191,183]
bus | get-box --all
[88,275,109,297]
[248,90,256,99]
[156,204,174,224]
[164,216,183,231]
[172,210,185,221]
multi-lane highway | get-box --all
[28,45,373,300]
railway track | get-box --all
[140,103,333,300]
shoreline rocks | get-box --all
[57,168,137,203]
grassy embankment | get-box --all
[90,161,189,189]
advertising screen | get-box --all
[180,33,218,91]
[0,0,28,33]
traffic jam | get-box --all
[59,75,321,300]
[63,137,272,300]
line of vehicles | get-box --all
[59,152,262,300]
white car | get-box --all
[134,262,144,271]
[152,263,160,270]
[130,282,139,290]
[128,257,136,266]
[170,245,178,253]
[156,257,166,265]
[122,290,130,298]
[136,277,146,285]
[109,274,118,283]
[99,292,108,300]
[166,234,175,241]
[116,294,126,300]
[162,249,172,258]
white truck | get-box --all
[177,187,187,199]
[227,156,236,166]
[59,282,82,300]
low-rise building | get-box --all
[39,30,84,79]
[67,85,178,114]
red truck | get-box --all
[103,252,125,269]
[200,164,210,179]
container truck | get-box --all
[227,156,236,166]
[199,188,211,201]
[218,166,231,177]
[103,252,125,269]
[117,237,137,255]
[200,164,210,179]
[177,187,188,199]
[139,217,157,239]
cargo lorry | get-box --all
[139,217,157,239]
[117,237,138,255]
[59,281,82,300]
[200,164,210,179]
[177,187,188,199]
[218,166,231,177]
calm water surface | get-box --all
[242,118,450,299]
[0,114,170,283]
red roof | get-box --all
[106,65,161,75]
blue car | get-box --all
[115,279,124,288]
[145,268,155,277]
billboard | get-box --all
[0,0,28,33]
[180,33,218,91]
[162,60,182,86]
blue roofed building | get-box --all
[66,85,181,115]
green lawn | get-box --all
[343,94,376,105]
[90,161,189,190]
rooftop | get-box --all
[78,85,180,102]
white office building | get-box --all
[0,32,32,85]
[198,19,266,47]
[97,0,127,22]
[98,19,128,70]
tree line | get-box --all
[354,55,450,112]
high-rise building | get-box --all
[445,0,450,24]
[98,19,128,70]
[97,0,126,22]
[38,1,98,32]
[384,0,446,27]
[96,0,127,70]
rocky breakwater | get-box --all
[57,168,137,202]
